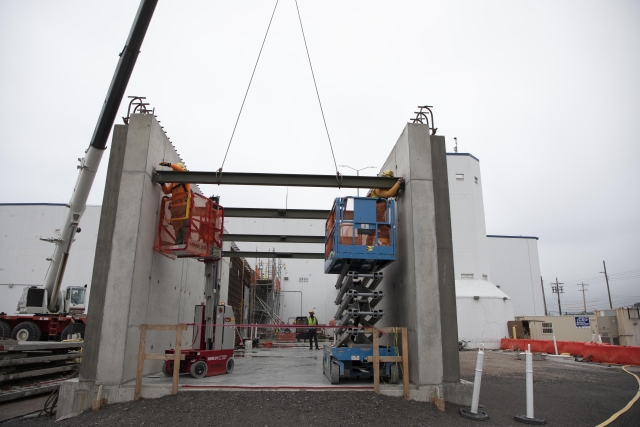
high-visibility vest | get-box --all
[308,316,317,326]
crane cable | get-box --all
[294,0,340,178]
[218,0,280,174]
[219,1,340,180]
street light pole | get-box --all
[339,165,376,196]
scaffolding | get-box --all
[228,255,253,323]
[249,255,285,341]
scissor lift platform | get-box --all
[324,197,396,275]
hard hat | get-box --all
[380,170,394,177]
[309,309,315,314]
[175,163,186,171]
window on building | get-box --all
[298,277,308,283]
[461,273,474,279]
[456,174,464,181]
[482,274,488,280]
[475,177,478,184]
[542,322,553,334]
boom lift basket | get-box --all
[154,193,224,260]
[324,197,396,274]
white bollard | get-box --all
[526,344,534,418]
[514,344,546,424]
[553,334,558,355]
[470,345,484,414]
[459,344,489,420]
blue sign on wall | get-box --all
[575,316,590,328]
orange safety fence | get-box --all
[500,338,640,366]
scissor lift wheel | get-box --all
[162,361,174,377]
[189,360,208,378]
[389,363,400,384]
[330,361,340,384]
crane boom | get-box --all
[43,0,158,312]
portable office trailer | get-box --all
[514,315,597,342]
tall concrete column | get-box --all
[59,114,206,417]
[377,123,471,404]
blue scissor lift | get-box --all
[323,196,401,384]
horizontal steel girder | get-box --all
[224,208,330,219]
[155,171,399,189]
[222,251,324,259]
[225,234,324,244]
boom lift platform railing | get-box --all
[153,193,224,260]
[152,193,234,382]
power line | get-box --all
[560,293,640,306]
[559,267,640,285]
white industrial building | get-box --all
[486,235,544,316]
[0,152,543,348]
[447,153,543,317]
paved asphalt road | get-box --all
[1,351,638,426]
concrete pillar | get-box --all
[58,114,206,417]
[377,123,471,405]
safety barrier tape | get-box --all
[182,322,381,330]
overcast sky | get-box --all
[1,0,638,312]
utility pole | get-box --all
[540,276,548,315]
[551,278,564,315]
[601,261,613,309]
[577,282,589,313]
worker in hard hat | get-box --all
[307,309,320,350]
[366,170,403,246]
[367,170,404,199]
[159,162,191,245]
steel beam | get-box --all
[224,208,330,219]
[225,234,324,244]
[222,251,324,259]
[155,171,399,189]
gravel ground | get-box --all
[458,351,640,426]
[1,351,639,427]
